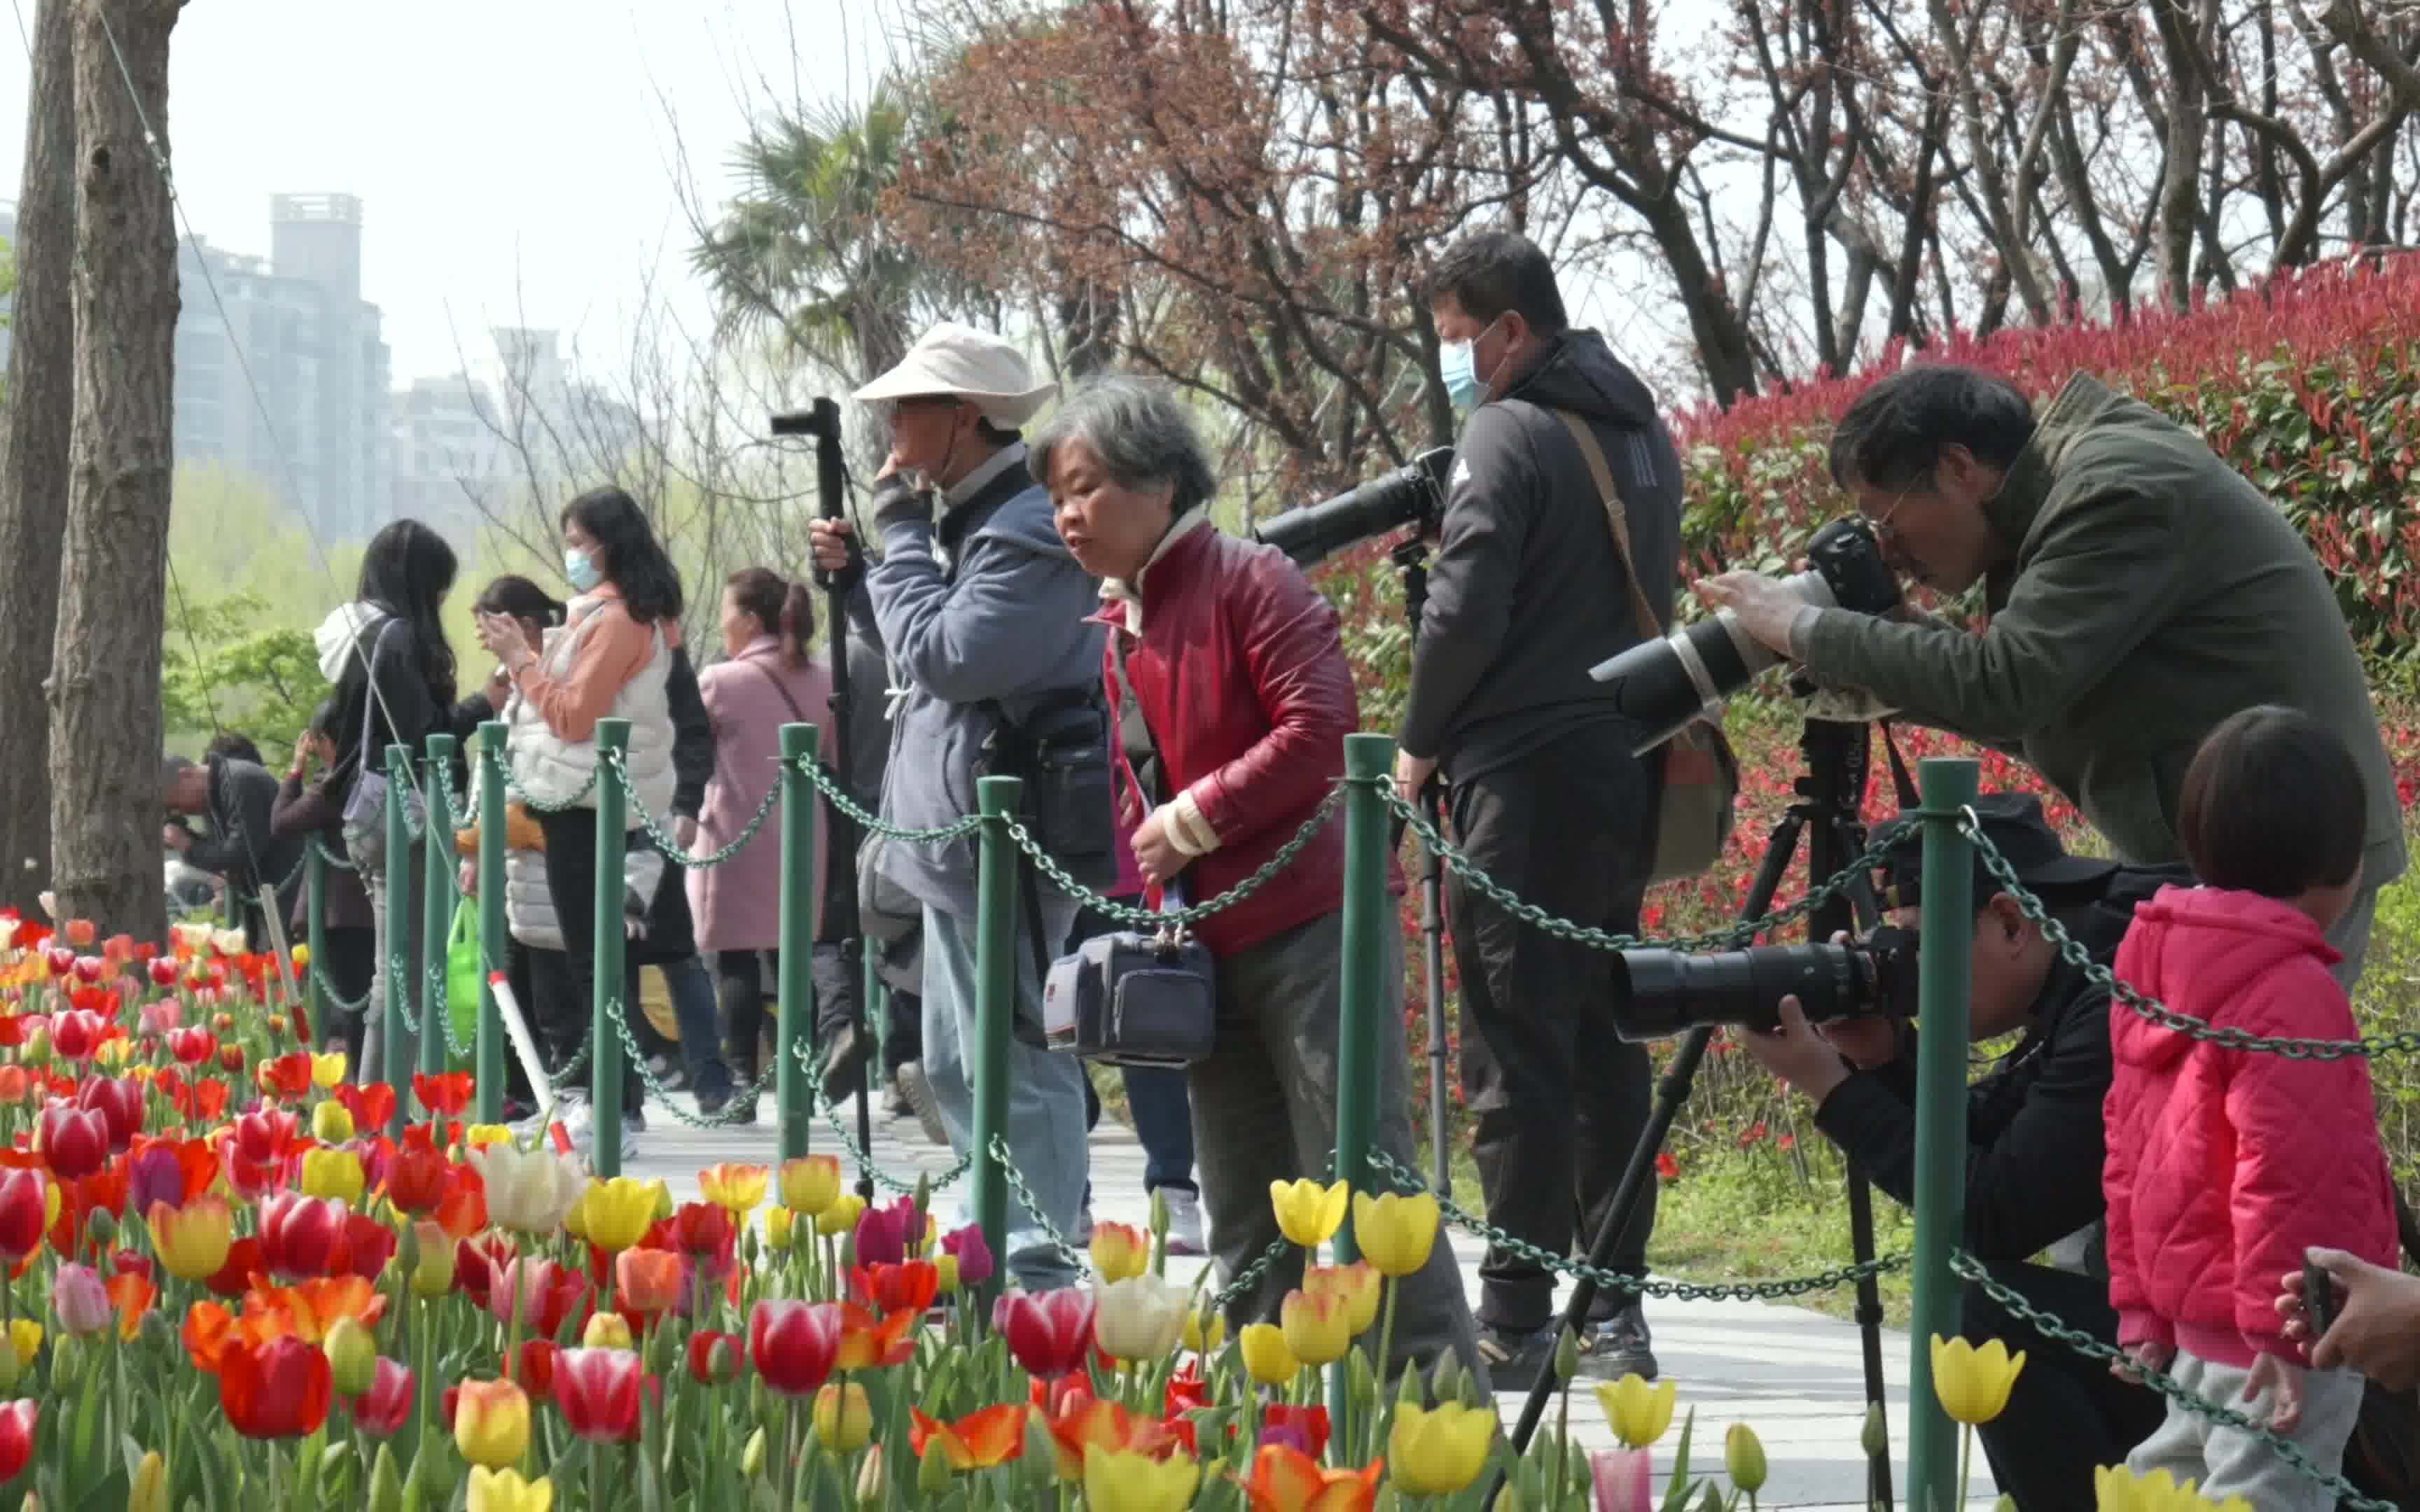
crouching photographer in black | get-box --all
[1736,794,2175,1509]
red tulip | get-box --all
[259,1191,347,1279]
[348,1356,413,1437]
[510,1337,559,1403]
[411,1070,473,1117]
[0,1399,34,1482]
[148,958,179,988]
[216,1044,246,1074]
[748,1299,844,1397]
[686,1329,742,1385]
[205,1236,265,1298]
[219,1334,334,1438]
[850,1260,940,1317]
[994,1287,1097,1379]
[555,1348,645,1441]
[0,1170,46,1263]
[168,1027,214,1065]
[47,1007,102,1058]
[39,1104,107,1181]
[491,1256,591,1339]
[233,1108,298,1164]
[76,1076,145,1151]
[44,947,76,980]
[338,1213,397,1283]
[385,1143,450,1216]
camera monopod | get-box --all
[770,398,875,1201]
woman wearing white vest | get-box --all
[475,486,683,1142]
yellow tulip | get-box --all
[1389,1401,1496,1495]
[1351,1189,1440,1278]
[779,1154,843,1216]
[1239,1322,1298,1387]
[1269,1179,1347,1248]
[462,1123,513,1149]
[410,1219,458,1298]
[9,1321,41,1367]
[2092,1465,2250,1512]
[1090,1221,1150,1284]
[767,1207,795,1252]
[1279,1288,1351,1367]
[324,1315,378,1396]
[147,1196,234,1283]
[817,1193,867,1237]
[936,1253,960,1294]
[310,1050,346,1088]
[1083,1444,1199,1512]
[814,1381,873,1452]
[128,1450,167,1512]
[1929,1334,2026,1425]
[95,1039,133,1068]
[582,1312,634,1350]
[578,1177,660,1254]
[311,1100,356,1144]
[1183,1306,1225,1354]
[699,1161,769,1217]
[1304,1261,1381,1334]
[1725,1422,1767,1493]
[1595,1373,1677,1448]
[292,942,312,969]
[466,1467,553,1512]
[298,1146,366,1206]
[455,1379,533,1469]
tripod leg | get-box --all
[1847,1162,1896,1508]
[1421,788,1452,1198]
[1505,809,1807,1456]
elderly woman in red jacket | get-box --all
[1033,373,1485,1382]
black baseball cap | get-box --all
[1878,792,2116,912]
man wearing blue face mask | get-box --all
[1398,230,1685,1389]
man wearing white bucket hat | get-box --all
[809,322,1107,1291]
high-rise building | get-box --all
[389,326,641,537]
[172,193,392,541]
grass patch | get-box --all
[1650,1158,1916,1328]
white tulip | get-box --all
[471,1141,587,1234]
[1092,1272,1190,1362]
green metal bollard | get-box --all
[776,723,821,1163]
[970,774,1024,1314]
[866,940,888,1077]
[382,744,416,1136]
[1907,756,1978,1512]
[475,722,510,1124]
[1332,732,1393,1419]
[592,718,631,1177]
[421,734,457,1078]
[305,840,327,1061]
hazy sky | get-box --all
[0,0,898,384]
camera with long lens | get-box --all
[1611,926,1919,1042]
[1254,447,1455,568]
[1590,515,1903,754]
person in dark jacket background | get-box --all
[162,746,304,950]
[1397,229,1683,1387]
[1740,794,2174,1509]
[270,701,377,1065]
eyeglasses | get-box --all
[1858,489,1912,546]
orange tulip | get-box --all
[616,1248,683,1317]
[833,1302,917,1370]
[909,1404,1028,1469]
[183,1300,243,1373]
[104,1273,156,1341]
[1237,1443,1384,1511]
[244,1276,387,1346]
[1043,1395,1190,1481]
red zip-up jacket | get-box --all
[1092,515,1402,956]
[2103,884,2396,1366]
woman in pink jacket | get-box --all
[2104,705,2396,1508]
[690,568,831,1119]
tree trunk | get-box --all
[51,0,180,940]
[0,0,77,916]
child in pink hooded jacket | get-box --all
[2104,705,2395,1507]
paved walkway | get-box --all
[620,1088,2001,1509]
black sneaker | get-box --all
[1474,1323,1560,1392]
[696,1085,732,1119]
[1580,1300,1658,1381]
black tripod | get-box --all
[781,397,877,1201]
[1387,533,1454,1197]
[1506,714,1896,1510]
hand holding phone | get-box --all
[2303,1254,2338,1339]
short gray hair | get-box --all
[1028,374,1218,514]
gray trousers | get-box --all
[921,892,1090,1292]
[2326,881,2379,993]
[356,858,423,1088]
[1190,906,1486,1382]
[2127,1350,2364,1511]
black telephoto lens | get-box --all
[1612,942,1881,1042]
[1254,447,1454,567]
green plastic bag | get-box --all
[445,898,482,1063]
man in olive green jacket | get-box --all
[1702,365,2404,984]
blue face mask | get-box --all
[1438,318,1501,410]
[564,547,601,592]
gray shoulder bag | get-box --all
[338,618,426,872]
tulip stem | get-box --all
[779,1397,802,1512]
[590,1439,611,1512]
[1956,1424,1972,1512]
[1372,1278,1400,1460]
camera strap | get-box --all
[1550,410,1668,644]
[1879,722,1921,809]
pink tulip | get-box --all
[52,1262,112,1336]
[1592,1448,1653,1512]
